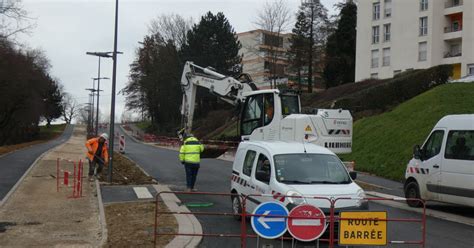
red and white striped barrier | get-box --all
[119,135,125,154]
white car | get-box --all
[230,141,367,219]
[404,114,474,207]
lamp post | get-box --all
[85,88,96,136]
[93,77,109,135]
[108,0,120,183]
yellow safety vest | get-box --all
[179,137,204,164]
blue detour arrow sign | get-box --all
[251,202,289,239]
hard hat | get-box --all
[100,133,109,140]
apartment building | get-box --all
[355,0,474,81]
[237,29,291,89]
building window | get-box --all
[382,48,391,66]
[384,0,392,18]
[420,0,428,11]
[372,26,380,44]
[419,17,428,36]
[373,2,380,20]
[263,33,283,48]
[371,49,379,68]
[370,73,379,79]
[418,42,427,61]
[383,24,391,42]
[468,64,474,75]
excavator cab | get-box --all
[240,89,301,138]
[240,89,353,154]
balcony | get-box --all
[444,51,462,58]
[444,24,462,33]
[445,0,462,8]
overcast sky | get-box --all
[19,0,341,123]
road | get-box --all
[116,126,474,248]
[0,125,74,202]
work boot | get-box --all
[192,188,198,192]
[186,188,192,192]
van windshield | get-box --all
[273,154,351,184]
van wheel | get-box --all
[404,181,422,208]
[231,195,242,221]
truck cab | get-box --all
[230,141,367,218]
[404,114,474,207]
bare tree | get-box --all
[0,0,35,40]
[61,93,78,124]
[148,13,193,49]
[253,0,292,89]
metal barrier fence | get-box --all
[154,191,426,248]
[56,158,84,198]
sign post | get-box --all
[339,211,387,246]
[251,202,288,239]
[287,204,327,242]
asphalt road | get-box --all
[116,126,474,248]
[0,125,74,201]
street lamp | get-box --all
[93,77,109,136]
[106,0,121,183]
[85,88,97,136]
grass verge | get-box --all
[340,83,474,181]
[0,123,67,156]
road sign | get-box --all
[339,211,387,246]
[287,204,327,241]
[251,202,288,239]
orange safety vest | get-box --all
[85,137,109,164]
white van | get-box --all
[404,114,474,207]
[230,141,367,218]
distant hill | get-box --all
[340,83,474,181]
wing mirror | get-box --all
[413,145,422,160]
[349,171,357,180]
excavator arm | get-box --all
[180,61,255,133]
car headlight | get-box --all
[287,190,306,205]
[355,189,367,207]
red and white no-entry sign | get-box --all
[287,204,327,241]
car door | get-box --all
[239,148,258,211]
[251,151,274,207]
[420,129,446,201]
[439,130,474,206]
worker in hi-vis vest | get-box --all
[178,131,204,192]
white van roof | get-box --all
[240,141,335,156]
[435,114,474,130]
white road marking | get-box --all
[133,187,153,199]
[366,191,474,227]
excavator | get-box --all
[180,61,353,154]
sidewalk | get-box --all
[0,125,103,247]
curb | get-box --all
[153,184,203,248]
[119,125,203,247]
[96,179,109,247]
[0,125,72,208]
[366,191,474,227]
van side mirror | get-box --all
[413,145,422,160]
[349,171,357,180]
[256,171,270,184]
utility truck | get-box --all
[180,61,353,154]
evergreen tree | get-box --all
[288,1,329,92]
[182,12,242,75]
[288,11,309,90]
[181,12,242,119]
[323,1,357,87]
